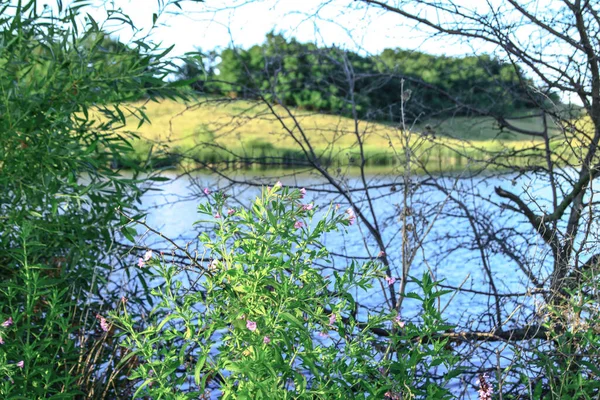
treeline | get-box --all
[179,33,557,121]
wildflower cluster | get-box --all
[478,373,493,400]
[113,183,461,398]
[2,317,13,328]
[137,249,153,268]
[346,207,356,225]
[113,183,400,398]
[0,317,23,369]
[96,314,110,333]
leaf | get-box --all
[83,139,99,155]
[115,105,126,125]
[156,314,177,331]
[148,176,171,182]
[279,312,304,328]
[223,361,244,373]
[122,226,137,243]
[132,379,152,398]
[431,289,453,298]
[404,292,423,301]
[194,354,207,385]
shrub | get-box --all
[0,1,188,397]
[115,185,461,399]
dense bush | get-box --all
[115,185,461,399]
[0,0,187,397]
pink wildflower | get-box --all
[263,336,271,344]
[294,220,304,229]
[16,361,24,369]
[227,208,235,216]
[96,314,110,332]
[143,250,153,261]
[214,213,221,219]
[100,319,109,332]
[246,320,257,332]
[0,336,4,345]
[2,317,13,327]
[478,373,493,400]
[385,276,396,286]
[121,296,128,304]
[208,259,219,271]
[274,181,282,188]
[203,188,211,195]
[329,314,336,326]
[301,203,314,211]
[346,208,356,225]
[378,251,386,258]
[394,315,405,329]
[318,331,329,338]
[299,188,306,198]
[137,258,145,268]
[384,391,400,400]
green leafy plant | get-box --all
[0,224,82,397]
[383,273,463,399]
[115,184,461,399]
[0,0,193,397]
[517,272,600,399]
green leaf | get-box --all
[404,292,423,301]
[194,354,207,386]
[132,379,152,398]
[122,226,137,242]
[279,312,304,328]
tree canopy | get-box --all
[180,32,558,121]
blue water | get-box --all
[118,170,559,397]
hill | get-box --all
[112,98,558,172]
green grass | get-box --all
[107,97,570,172]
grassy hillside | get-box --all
[110,98,563,172]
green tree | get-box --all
[184,32,554,122]
[0,0,192,397]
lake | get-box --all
[138,170,544,314]
[125,169,554,396]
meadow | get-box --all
[114,97,564,172]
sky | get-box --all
[37,0,578,104]
[81,0,491,58]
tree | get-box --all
[353,0,599,306]
[182,31,546,122]
[0,0,196,397]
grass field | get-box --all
[108,97,567,172]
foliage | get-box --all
[4,0,600,398]
[114,185,461,399]
[0,0,189,397]
[0,225,83,397]
[514,269,600,399]
[180,33,557,122]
